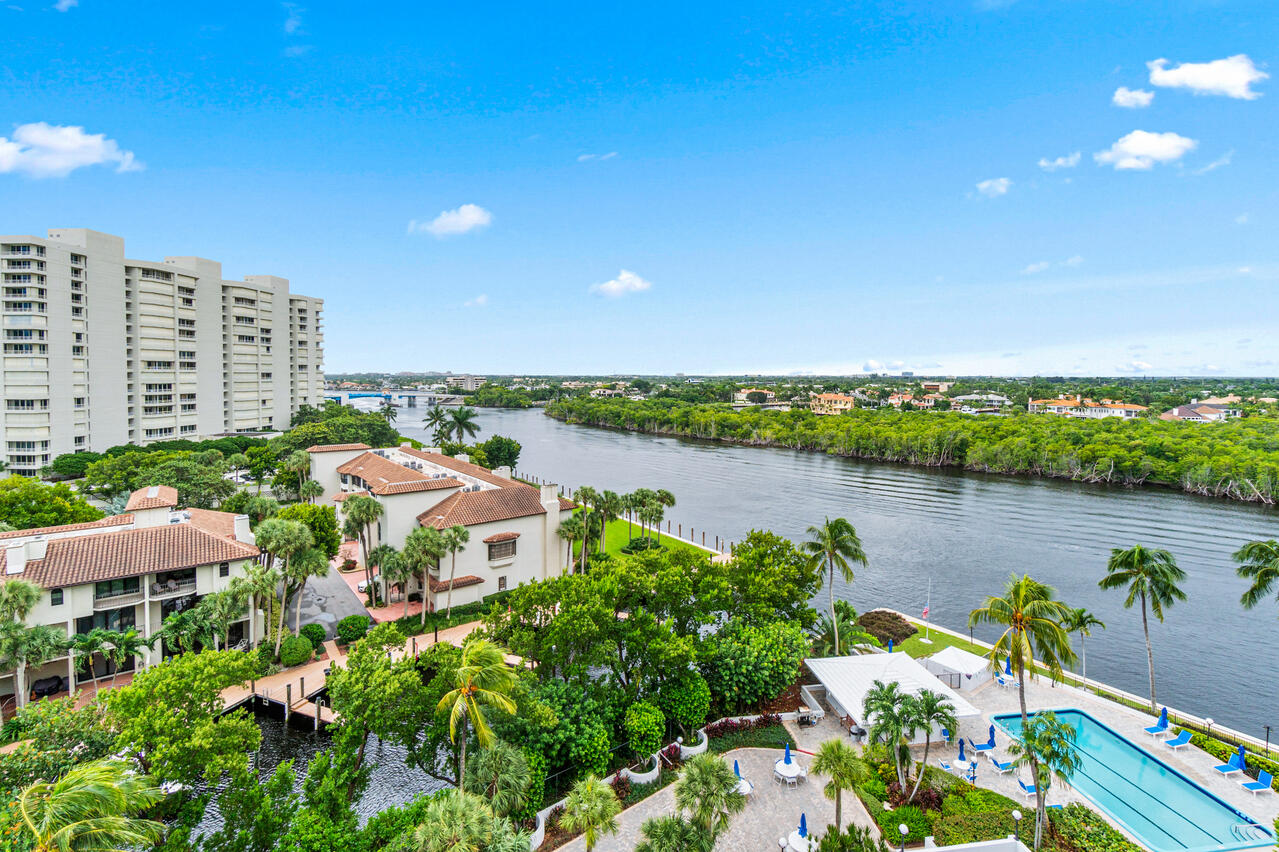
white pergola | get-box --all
[805,652,982,744]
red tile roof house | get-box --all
[308,443,576,612]
[0,486,260,712]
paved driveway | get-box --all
[293,566,370,639]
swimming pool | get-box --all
[992,709,1274,852]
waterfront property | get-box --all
[309,442,575,609]
[0,485,260,709]
[994,709,1274,852]
[811,392,857,415]
[0,228,324,470]
[1160,400,1243,422]
[1028,395,1148,419]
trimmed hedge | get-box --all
[279,635,314,667]
[933,810,1016,845]
[336,614,371,645]
[299,623,327,649]
[873,803,930,844]
[856,609,917,646]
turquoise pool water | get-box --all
[993,709,1274,852]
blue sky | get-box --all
[3,0,1276,376]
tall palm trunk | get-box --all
[274,566,290,657]
[1140,591,1156,711]
[1015,656,1046,850]
[361,527,374,605]
[598,517,607,555]
[294,580,306,636]
[420,565,433,626]
[457,710,470,782]
[908,732,933,802]
[1080,635,1088,682]
[445,551,457,618]
[828,560,840,655]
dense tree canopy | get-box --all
[0,476,103,529]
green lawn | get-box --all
[569,513,710,561]
[895,618,995,660]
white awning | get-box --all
[928,646,995,677]
[805,652,982,723]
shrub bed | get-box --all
[873,803,930,844]
[336,614,371,645]
[1047,803,1142,852]
[1184,730,1279,789]
[856,610,917,646]
[933,810,1016,845]
[704,715,794,753]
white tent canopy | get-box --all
[923,646,995,691]
[805,653,982,743]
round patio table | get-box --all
[787,830,813,851]
[735,777,753,796]
[775,759,801,782]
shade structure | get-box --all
[805,653,982,745]
[1158,707,1168,727]
[988,724,996,746]
[799,813,807,837]
[1239,744,1247,770]
[888,639,894,653]
[734,759,741,778]
[784,743,792,764]
[957,738,966,762]
[1005,656,1013,676]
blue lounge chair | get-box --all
[942,728,952,747]
[990,757,1014,774]
[1214,755,1243,777]
[1017,779,1038,798]
[938,758,955,773]
[1145,708,1169,738]
[1164,731,1192,750]
[969,737,995,754]
[1241,770,1273,796]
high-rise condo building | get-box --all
[0,228,324,473]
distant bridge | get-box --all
[324,390,467,407]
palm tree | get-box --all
[673,753,746,839]
[1007,711,1081,851]
[635,815,703,852]
[862,679,913,788]
[560,774,621,852]
[1099,545,1186,711]
[621,492,637,542]
[904,690,958,803]
[237,562,281,649]
[373,546,411,616]
[254,518,316,655]
[404,526,449,625]
[341,495,385,605]
[425,407,451,444]
[367,543,399,607]
[1234,539,1279,613]
[0,577,41,622]
[287,547,329,635]
[462,740,532,819]
[16,758,165,851]
[299,479,324,504]
[969,574,1075,724]
[557,516,585,574]
[378,399,398,424]
[449,406,481,443]
[811,738,870,830]
[282,450,312,496]
[654,489,675,543]
[242,495,279,527]
[595,490,623,555]
[199,588,249,650]
[809,600,879,656]
[410,789,525,852]
[1062,607,1105,682]
[0,622,69,710]
[437,638,517,781]
[156,606,216,656]
[70,627,112,684]
[442,524,471,618]
[104,627,153,687]
[801,517,868,659]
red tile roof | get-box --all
[378,478,464,495]
[307,443,372,453]
[418,487,551,529]
[482,531,521,543]
[332,490,371,502]
[22,524,259,589]
[125,485,179,511]
[427,574,484,594]
[0,515,134,541]
[394,446,514,489]
[186,508,240,540]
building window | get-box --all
[497,576,507,591]
[487,540,517,560]
[219,562,230,577]
[50,589,63,606]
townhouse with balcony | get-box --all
[0,228,324,473]
[0,485,260,709]
[308,443,576,609]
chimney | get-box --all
[456,453,469,463]
[233,514,253,544]
[425,446,441,454]
[27,535,47,561]
[540,483,559,506]
[5,542,26,575]
[493,465,512,479]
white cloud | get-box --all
[408,203,493,238]
[0,122,142,178]
[1021,261,1050,275]
[52,0,76,10]
[1094,130,1197,170]
[282,2,303,33]
[1235,213,1250,225]
[1191,150,1233,175]
[1063,255,1084,267]
[576,152,618,162]
[975,177,1011,197]
[1147,55,1269,100]
[463,294,488,308]
[1037,151,1080,171]
[1112,87,1154,108]
[862,359,884,372]
[1116,360,1153,373]
[590,269,652,298]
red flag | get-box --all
[922,605,930,619]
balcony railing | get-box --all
[151,579,197,599]
[93,589,144,610]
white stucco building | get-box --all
[0,228,325,473]
[0,485,261,710]
[309,443,576,609]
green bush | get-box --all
[657,671,712,737]
[299,623,327,649]
[932,810,1015,845]
[860,776,888,802]
[1047,803,1142,852]
[624,701,665,759]
[855,610,917,646]
[873,804,930,844]
[336,614,371,645]
[941,786,1021,815]
[279,635,314,667]
[256,644,278,674]
[817,823,892,851]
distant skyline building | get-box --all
[0,228,324,473]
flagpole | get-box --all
[926,577,931,640]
